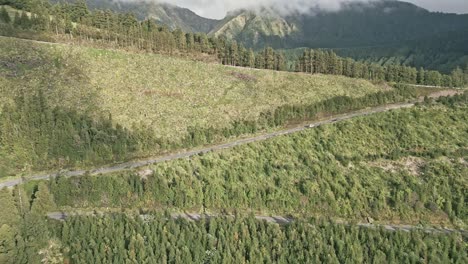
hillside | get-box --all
[47,95,468,226]
[1,95,466,263]
[209,8,297,47]
[211,1,468,72]
[56,0,220,33]
[0,36,389,175]
[213,1,468,48]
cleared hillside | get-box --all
[0,37,383,140]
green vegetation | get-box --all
[2,36,407,176]
[47,94,468,226]
[1,95,466,263]
[1,2,467,263]
[296,49,467,87]
[51,214,468,263]
[214,1,468,73]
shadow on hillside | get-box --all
[0,37,100,114]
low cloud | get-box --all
[117,0,468,18]
[156,0,380,18]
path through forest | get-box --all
[0,90,464,189]
[46,211,467,236]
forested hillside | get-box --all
[0,0,466,177]
[1,36,400,176]
[47,94,468,226]
[211,1,468,72]
[0,95,466,263]
[50,0,221,33]
[0,1,467,263]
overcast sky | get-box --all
[156,0,468,19]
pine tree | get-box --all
[0,6,11,24]
[464,64,468,86]
[247,48,255,68]
[0,189,20,227]
[19,11,31,29]
[0,224,17,264]
[417,68,425,84]
[450,67,464,87]
[13,12,21,28]
[229,41,239,66]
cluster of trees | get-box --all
[49,94,467,224]
[0,91,155,176]
[221,45,286,71]
[1,1,461,80]
[1,185,466,264]
[295,48,468,87]
[0,183,58,263]
[55,214,466,263]
[0,1,286,70]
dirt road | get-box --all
[46,211,466,236]
[0,101,421,188]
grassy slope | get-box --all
[0,37,383,141]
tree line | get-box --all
[0,1,287,70]
[1,1,463,78]
[295,48,468,87]
[0,91,159,177]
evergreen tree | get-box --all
[417,68,425,84]
[450,67,464,87]
[0,6,10,23]
[247,49,255,68]
[13,11,21,28]
[0,189,20,227]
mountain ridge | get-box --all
[57,0,468,71]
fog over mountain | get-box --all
[153,0,468,18]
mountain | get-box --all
[209,8,298,47]
[56,0,468,72]
[209,1,468,71]
[62,0,220,32]
[211,1,468,48]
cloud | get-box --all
[156,0,380,19]
[119,0,468,19]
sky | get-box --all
[155,0,468,19]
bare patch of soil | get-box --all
[368,156,425,176]
[427,90,464,98]
[229,71,257,82]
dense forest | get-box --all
[0,95,467,263]
[295,49,467,87]
[37,214,468,263]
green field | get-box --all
[0,37,383,139]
